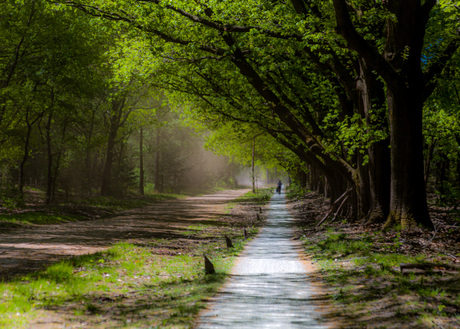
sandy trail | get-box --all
[0,189,250,279]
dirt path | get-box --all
[0,189,250,280]
[196,191,329,329]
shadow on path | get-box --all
[196,191,330,328]
[0,189,249,280]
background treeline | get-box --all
[0,1,247,206]
[1,1,459,231]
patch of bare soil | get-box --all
[0,189,258,281]
[288,192,460,329]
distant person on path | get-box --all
[276,180,282,194]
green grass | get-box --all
[301,229,460,328]
[228,188,272,206]
[0,193,186,226]
[0,212,82,225]
[0,189,265,328]
[0,239,246,328]
[75,193,184,211]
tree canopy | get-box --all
[1,0,459,230]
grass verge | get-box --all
[0,193,184,226]
[300,228,460,329]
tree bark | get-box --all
[252,138,255,193]
[100,99,124,196]
[139,126,144,195]
[332,0,436,230]
[154,127,163,193]
[383,84,433,230]
[45,111,53,204]
[18,120,33,198]
[358,58,391,222]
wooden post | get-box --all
[225,235,233,248]
[204,254,215,274]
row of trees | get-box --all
[61,0,459,230]
[0,1,238,205]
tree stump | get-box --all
[243,228,248,239]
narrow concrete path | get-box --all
[196,191,328,329]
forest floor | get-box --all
[0,189,458,328]
[289,192,460,329]
[0,189,256,280]
[0,188,275,328]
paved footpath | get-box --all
[196,191,329,329]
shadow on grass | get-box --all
[302,231,460,329]
[312,264,460,328]
[0,240,235,328]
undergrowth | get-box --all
[301,229,460,328]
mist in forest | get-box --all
[136,117,242,194]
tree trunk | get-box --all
[424,141,436,185]
[85,109,96,196]
[252,138,255,193]
[356,155,371,219]
[45,112,53,204]
[154,127,163,193]
[18,122,33,198]
[139,126,144,195]
[384,85,433,230]
[100,127,117,196]
[367,140,391,223]
[100,100,124,196]
[358,58,391,223]
[437,153,449,204]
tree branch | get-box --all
[139,0,302,40]
[63,1,227,56]
[424,39,460,101]
[331,0,398,84]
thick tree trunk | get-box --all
[356,155,370,219]
[384,86,434,230]
[332,0,440,230]
[358,59,391,223]
[367,140,391,223]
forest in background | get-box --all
[0,1,285,206]
[0,0,459,231]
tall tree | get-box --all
[59,0,459,229]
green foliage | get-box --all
[286,182,308,199]
[0,0,459,218]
